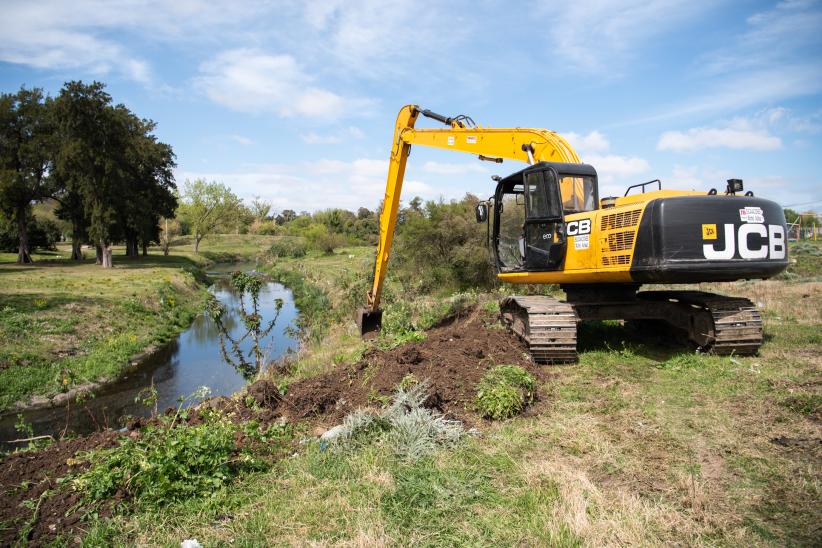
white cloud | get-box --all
[300,0,463,77]
[560,131,650,188]
[564,131,610,154]
[194,49,371,119]
[0,0,264,84]
[301,126,365,144]
[701,0,822,76]
[657,112,786,152]
[176,157,443,212]
[228,135,254,146]
[539,0,709,73]
[658,127,782,152]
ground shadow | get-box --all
[576,319,695,362]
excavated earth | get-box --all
[1,309,551,546]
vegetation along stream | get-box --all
[0,265,299,448]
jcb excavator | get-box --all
[358,105,788,362]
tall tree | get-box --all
[52,81,122,267]
[249,196,272,221]
[177,179,241,253]
[0,87,55,264]
[112,107,176,258]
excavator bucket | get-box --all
[357,307,383,336]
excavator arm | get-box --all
[357,104,581,334]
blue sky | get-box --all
[2,0,821,213]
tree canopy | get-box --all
[0,81,177,266]
[177,179,242,253]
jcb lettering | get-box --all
[567,219,591,236]
[768,224,785,259]
[703,224,735,260]
[702,223,785,260]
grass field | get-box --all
[71,241,821,546]
[0,235,285,411]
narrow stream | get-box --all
[0,266,299,448]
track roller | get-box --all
[500,296,578,363]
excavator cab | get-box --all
[488,162,598,273]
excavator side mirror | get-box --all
[475,203,488,223]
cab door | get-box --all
[523,169,565,270]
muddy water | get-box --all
[0,267,299,447]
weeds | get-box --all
[72,413,291,508]
[475,365,536,420]
[329,380,470,461]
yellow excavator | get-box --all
[358,105,789,362]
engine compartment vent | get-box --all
[607,231,635,252]
[601,209,641,231]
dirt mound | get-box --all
[0,431,121,547]
[278,309,549,425]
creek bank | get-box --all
[1,269,298,445]
[1,308,547,546]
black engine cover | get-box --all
[630,196,789,283]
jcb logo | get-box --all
[567,219,591,236]
[702,223,785,260]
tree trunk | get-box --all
[70,221,83,260]
[100,239,113,268]
[16,210,32,264]
[194,232,202,253]
[71,239,83,261]
[95,245,103,265]
[141,241,148,256]
[125,237,138,258]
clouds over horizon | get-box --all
[565,131,650,195]
[193,49,373,120]
[1,0,820,212]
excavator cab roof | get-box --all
[498,161,598,187]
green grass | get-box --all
[0,253,210,410]
[0,235,289,410]
[71,269,821,545]
[7,235,821,545]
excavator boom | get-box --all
[358,104,581,333]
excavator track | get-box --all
[500,296,578,363]
[637,291,763,355]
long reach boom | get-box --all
[358,105,581,332]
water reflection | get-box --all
[0,276,299,448]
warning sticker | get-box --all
[447,136,455,145]
[702,223,717,240]
[466,136,477,144]
[574,234,590,250]
[739,206,764,223]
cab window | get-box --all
[498,187,525,270]
[559,175,596,213]
[525,170,561,219]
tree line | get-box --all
[0,81,176,266]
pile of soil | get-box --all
[279,310,550,425]
[0,308,546,545]
[0,431,120,547]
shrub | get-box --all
[475,365,536,420]
[328,380,469,460]
[392,194,495,294]
[268,237,307,258]
[253,220,281,235]
[0,216,61,252]
[72,414,290,506]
